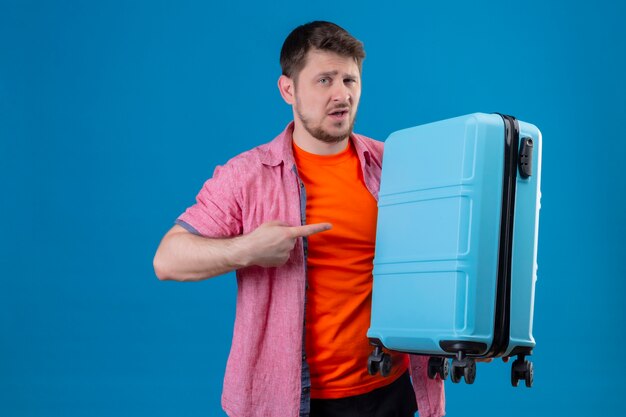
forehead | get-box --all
[299,49,360,77]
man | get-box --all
[153,21,445,417]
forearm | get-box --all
[153,221,331,282]
[153,228,249,282]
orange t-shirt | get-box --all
[293,140,408,399]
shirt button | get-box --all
[302,353,307,360]
[302,387,310,393]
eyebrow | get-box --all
[316,70,358,79]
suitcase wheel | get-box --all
[427,357,449,380]
[450,353,476,384]
[463,360,476,384]
[380,353,392,377]
[511,356,534,388]
[367,356,379,376]
[440,358,450,380]
[450,363,463,383]
[366,345,392,377]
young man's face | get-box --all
[291,49,361,144]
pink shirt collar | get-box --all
[259,121,372,168]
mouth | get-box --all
[328,109,349,121]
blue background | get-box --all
[2,0,625,416]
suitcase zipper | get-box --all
[486,113,519,358]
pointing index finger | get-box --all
[289,223,332,238]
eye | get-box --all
[318,78,329,85]
[344,78,357,85]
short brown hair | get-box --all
[280,21,365,80]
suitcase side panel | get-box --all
[507,121,542,354]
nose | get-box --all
[331,83,351,104]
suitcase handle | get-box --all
[519,137,533,178]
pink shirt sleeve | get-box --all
[176,162,243,238]
[409,355,446,417]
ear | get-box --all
[277,75,295,105]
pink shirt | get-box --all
[177,123,445,417]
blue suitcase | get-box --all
[366,113,542,387]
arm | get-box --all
[153,221,331,282]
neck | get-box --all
[291,122,349,156]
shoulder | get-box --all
[353,132,384,167]
[353,132,384,155]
